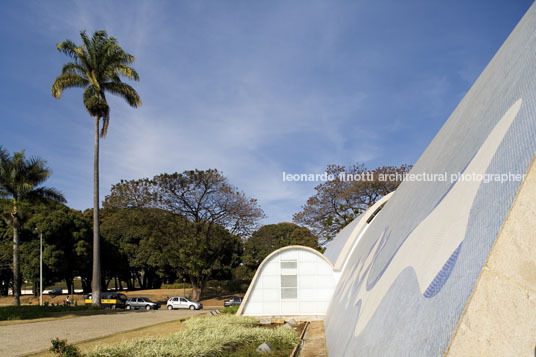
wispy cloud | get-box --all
[1,0,532,224]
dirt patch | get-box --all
[0,294,72,306]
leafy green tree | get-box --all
[27,203,92,294]
[0,148,65,305]
[19,239,44,296]
[101,206,243,300]
[0,202,93,296]
[0,218,12,296]
[242,223,318,277]
[100,207,175,290]
[104,170,261,300]
[52,30,141,304]
[163,220,243,300]
[103,179,155,210]
[293,163,411,244]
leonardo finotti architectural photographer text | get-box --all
[282,171,525,183]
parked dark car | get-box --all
[126,297,160,310]
[224,296,243,307]
[47,288,63,295]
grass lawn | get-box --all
[0,305,104,322]
[84,315,299,357]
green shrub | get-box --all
[222,280,250,293]
[161,283,191,289]
[0,305,103,321]
[50,338,82,357]
[221,305,239,314]
[205,279,250,293]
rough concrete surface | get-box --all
[299,320,328,357]
[446,158,536,356]
[0,309,203,356]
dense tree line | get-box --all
[0,166,321,301]
[0,151,405,302]
[0,150,405,302]
[0,148,66,304]
[0,202,91,296]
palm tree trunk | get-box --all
[12,224,20,306]
[92,115,101,305]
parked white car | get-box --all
[166,296,203,310]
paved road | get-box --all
[0,309,204,356]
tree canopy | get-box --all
[106,169,265,237]
[52,30,141,136]
[242,222,319,278]
[0,147,65,304]
[103,169,263,300]
[293,163,411,244]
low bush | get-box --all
[0,305,103,321]
[87,315,299,357]
[160,283,191,289]
[221,305,239,314]
[50,338,82,357]
[205,279,250,293]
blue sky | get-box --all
[0,0,533,224]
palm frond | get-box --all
[99,47,137,79]
[100,92,110,137]
[83,86,97,103]
[101,113,110,137]
[56,39,79,60]
[26,187,66,204]
[53,29,141,134]
[81,31,100,73]
[61,62,87,77]
[0,149,65,209]
[25,156,52,186]
[92,30,109,47]
[106,64,139,81]
[0,147,9,166]
[102,82,141,107]
[52,73,89,98]
[80,31,92,56]
[89,30,110,74]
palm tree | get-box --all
[52,30,141,305]
[0,147,66,305]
